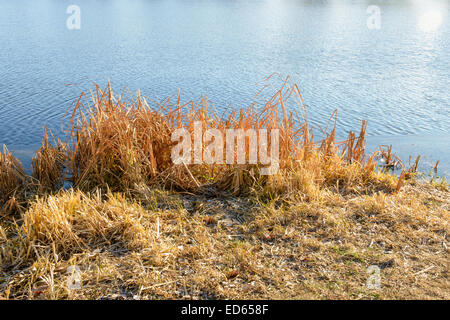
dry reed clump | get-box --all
[65,76,397,196]
[21,189,154,256]
[0,145,27,215]
[0,75,408,219]
[31,128,67,193]
[68,85,173,192]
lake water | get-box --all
[0,0,449,176]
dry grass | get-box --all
[21,190,154,255]
[67,84,173,191]
[0,145,27,215]
[2,77,398,199]
[62,77,395,198]
[31,128,67,193]
[0,77,448,299]
[0,182,448,300]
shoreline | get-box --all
[1,82,448,300]
[5,130,449,180]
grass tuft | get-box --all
[0,145,27,215]
[22,189,154,256]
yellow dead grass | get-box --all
[0,77,448,300]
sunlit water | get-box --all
[0,0,449,176]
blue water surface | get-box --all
[0,0,448,176]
